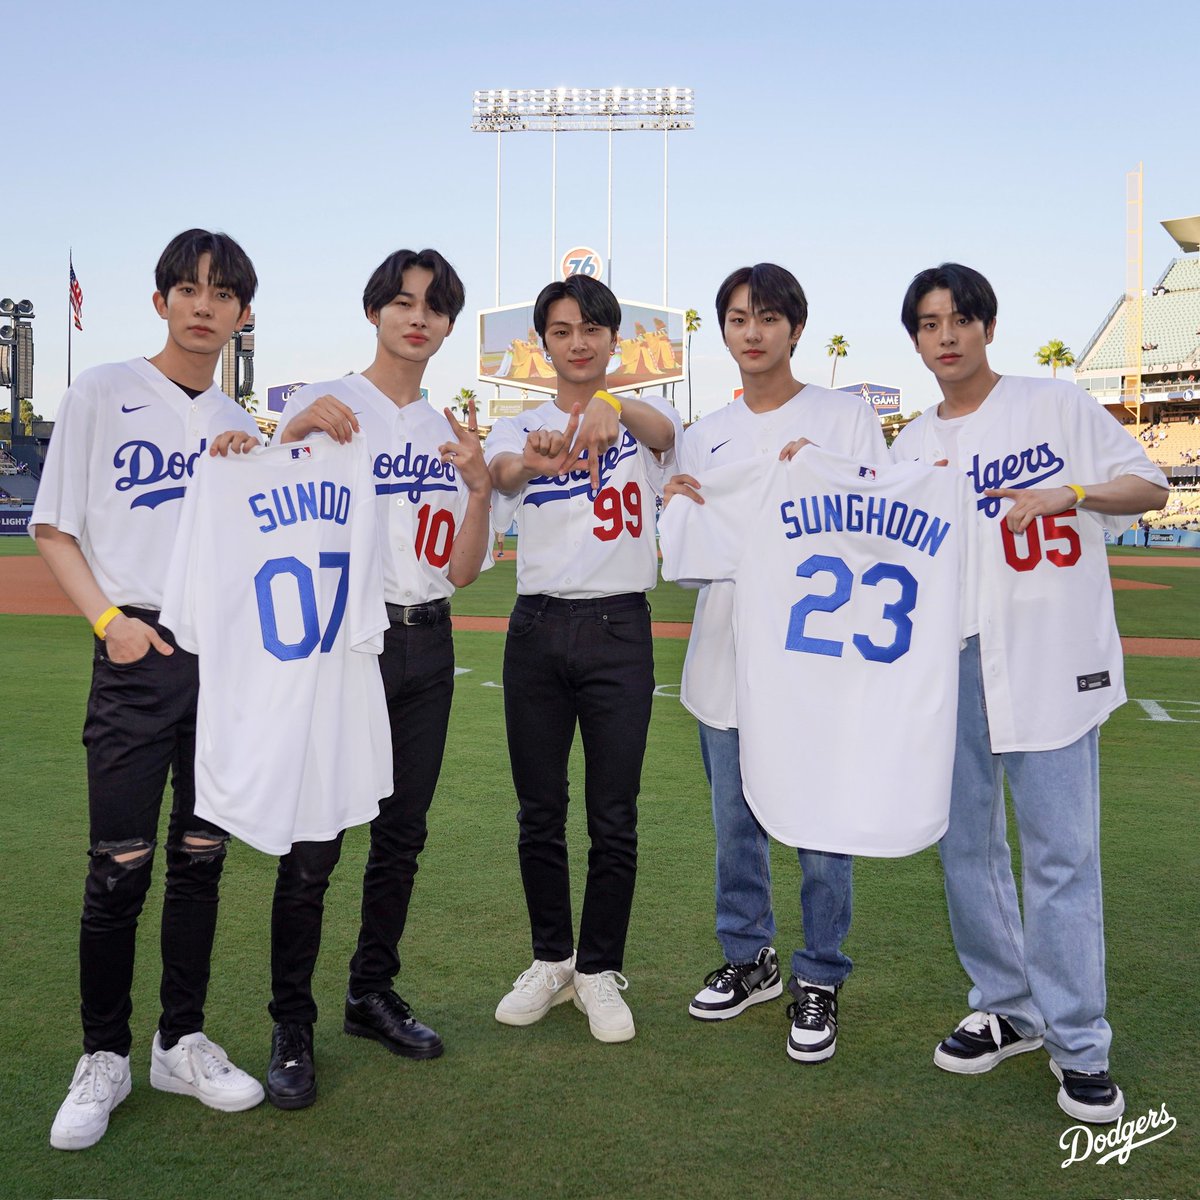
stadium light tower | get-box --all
[471,87,695,303]
[0,297,36,449]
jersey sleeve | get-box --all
[158,454,206,653]
[659,459,766,584]
[345,438,389,653]
[1060,384,1169,538]
[632,395,685,494]
[28,376,98,541]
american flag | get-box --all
[70,261,84,331]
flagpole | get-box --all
[67,250,73,387]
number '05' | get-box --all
[1000,510,1081,572]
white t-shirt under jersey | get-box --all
[484,395,683,598]
[160,435,391,855]
[675,386,889,729]
[30,358,259,606]
[660,446,975,857]
[892,375,1168,752]
[274,375,490,607]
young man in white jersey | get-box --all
[663,264,887,1062]
[485,275,681,1043]
[32,230,267,1149]
[267,249,490,1107]
[892,263,1167,1123]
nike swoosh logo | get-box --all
[711,439,731,453]
[121,404,150,414]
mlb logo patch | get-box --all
[857,465,876,479]
[290,446,313,460]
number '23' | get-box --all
[785,553,918,663]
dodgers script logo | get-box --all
[967,442,1066,517]
[525,431,639,506]
[113,439,208,510]
[373,442,457,502]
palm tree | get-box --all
[826,334,849,387]
[453,387,477,418]
[684,308,701,423]
[1034,340,1075,378]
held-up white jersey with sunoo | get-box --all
[484,395,683,598]
[160,436,391,855]
[29,358,260,607]
[891,375,1168,753]
[660,446,975,857]
[675,386,889,730]
[274,375,490,607]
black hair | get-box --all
[533,275,621,340]
[715,264,808,356]
[362,249,465,322]
[900,263,997,337]
[156,229,257,308]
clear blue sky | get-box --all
[6,0,1198,421]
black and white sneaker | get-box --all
[688,947,783,1021]
[1051,1060,1125,1124]
[785,977,839,1063]
[934,1011,1043,1075]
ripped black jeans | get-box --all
[80,611,229,1057]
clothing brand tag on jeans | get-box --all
[1076,671,1111,692]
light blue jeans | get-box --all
[941,636,1112,1070]
[698,722,853,986]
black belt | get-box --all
[386,598,451,627]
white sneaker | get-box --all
[786,979,839,1063]
[50,1051,131,1150]
[573,970,635,1043]
[149,1031,264,1112]
[495,956,576,1026]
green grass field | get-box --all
[1,550,1197,1198]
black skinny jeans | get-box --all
[80,612,229,1057]
[269,616,454,1024]
[502,592,655,974]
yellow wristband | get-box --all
[595,390,623,417]
[1065,483,1086,506]
[93,606,121,640]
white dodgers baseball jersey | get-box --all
[675,386,890,730]
[485,395,683,598]
[274,375,490,606]
[660,446,975,857]
[160,435,391,855]
[892,376,1168,753]
[30,358,259,606]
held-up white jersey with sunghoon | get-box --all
[29,359,259,606]
[660,446,975,857]
[891,376,1168,753]
[675,386,889,730]
[274,375,490,606]
[160,436,391,855]
[485,396,683,598]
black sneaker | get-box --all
[267,1022,316,1110]
[344,990,444,1060]
[1051,1060,1125,1124]
[785,977,839,1063]
[934,1011,1044,1075]
[689,947,783,1021]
